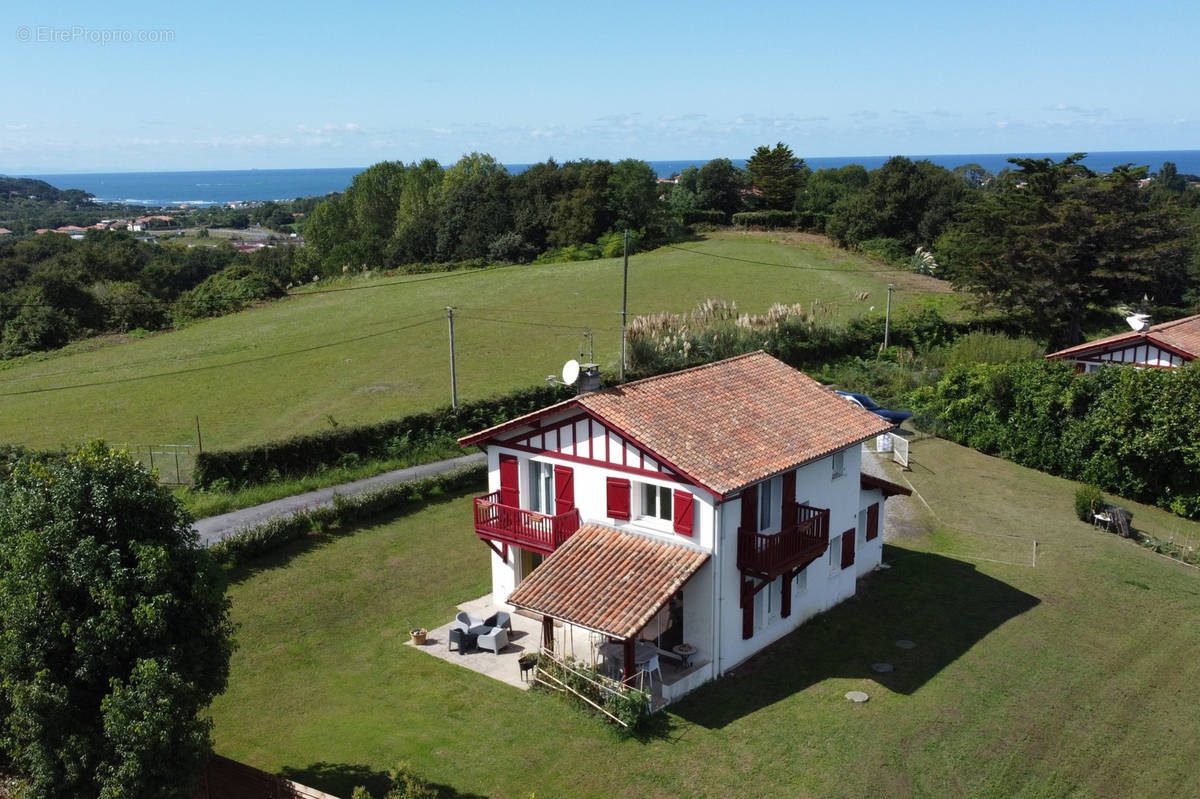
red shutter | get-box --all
[866,503,880,541]
[554,465,574,515]
[781,469,796,527]
[606,477,631,521]
[499,454,519,507]
[740,484,758,532]
[673,489,694,536]
[840,528,855,569]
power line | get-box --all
[662,243,902,273]
[0,314,443,397]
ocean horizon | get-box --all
[16,149,1200,207]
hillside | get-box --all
[0,232,959,450]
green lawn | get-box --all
[0,232,957,451]
[209,437,1200,799]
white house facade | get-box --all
[1046,313,1200,371]
[458,352,910,703]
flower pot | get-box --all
[410,628,427,645]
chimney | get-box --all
[577,363,601,394]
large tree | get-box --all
[745,142,805,210]
[0,443,234,799]
[696,158,746,218]
[936,154,1196,347]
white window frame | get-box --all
[636,480,673,524]
[758,475,781,532]
[857,509,867,548]
[829,533,842,572]
[832,450,846,479]
[528,460,554,515]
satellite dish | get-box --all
[562,359,580,386]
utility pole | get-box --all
[620,229,629,382]
[883,284,895,350]
[446,306,458,410]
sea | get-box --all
[19,150,1200,208]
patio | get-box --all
[407,593,709,706]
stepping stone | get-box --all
[845,690,870,703]
[895,639,916,650]
[872,662,894,673]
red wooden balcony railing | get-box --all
[737,503,830,578]
[473,491,581,555]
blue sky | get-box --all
[2,0,1198,172]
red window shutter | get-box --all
[499,454,519,507]
[554,465,574,515]
[781,469,796,527]
[740,484,758,532]
[606,477,631,521]
[672,489,694,536]
[841,528,855,569]
[866,502,880,541]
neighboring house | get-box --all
[458,351,911,703]
[1045,313,1200,371]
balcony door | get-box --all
[529,460,554,515]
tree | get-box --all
[0,443,234,799]
[696,158,745,218]
[605,158,659,231]
[936,154,1196,347]
[745,143,805,210]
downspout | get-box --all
[712,495,722,677]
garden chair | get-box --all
[484,611,512,632]
[477,626,509,655]
[449,611,484,636]
[638,654,663,692]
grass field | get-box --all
[208,437,1200,799]
[0,232,958,451]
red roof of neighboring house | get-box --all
[461,352,893,497]
[0,227,11,235]
[1045,314,1200,362]
[506,524,708,639]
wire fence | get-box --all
[124,443,197,486]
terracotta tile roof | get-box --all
[461,352,893,496]
[506,524,708,640]
[1046,314,1200,361]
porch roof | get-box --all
[506,524,709,640]
[861,472,912,498]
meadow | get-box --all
[208,437,1200,799]
[0,232,957,451]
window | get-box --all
[528,461,553,515]
[832,450,845,479]
[857,509,867,548]
[830,534,842,571]
[754,577,779,631]
[639,482,673,521]
[793,567,807,595]
[759,477,775,531]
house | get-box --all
[457,351,911,703]
[1045,313,1200,371]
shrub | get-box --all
[193,383,572,489]
[1074,484,1105,522]
[731,210,797,229]
[856,236,908,265]
[681,209,727,225]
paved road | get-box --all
[193,452,486,546]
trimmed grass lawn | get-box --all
[0,232,958,451]
[209,437,1200,799]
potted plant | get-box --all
[518,652,538,679]
[410,627,428,645]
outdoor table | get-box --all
[672,643,697,668]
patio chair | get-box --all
[638,654,663,692]
[484,611,512,632]
[449,612,484,636]
[477,626,509,655]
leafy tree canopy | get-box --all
[746,142,806,210]
[0,443,234,799]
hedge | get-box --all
[731,210,798,229]
[193,383,573,489]
[207,463,486,567]
[680,209,728,225]
[910,360,1200,519]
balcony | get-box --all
[737,503,830,579]
[473,491,581,555]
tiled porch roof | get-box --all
[861,473,912,498]
[506,524,709,640]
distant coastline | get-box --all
[18,150,1200,207]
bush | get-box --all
[681,209,727,225]
[856,237,908,265]
[208,463,485,567]
[193,383,572,489]
[731,210,797,229]
[1074,484,1105,522]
